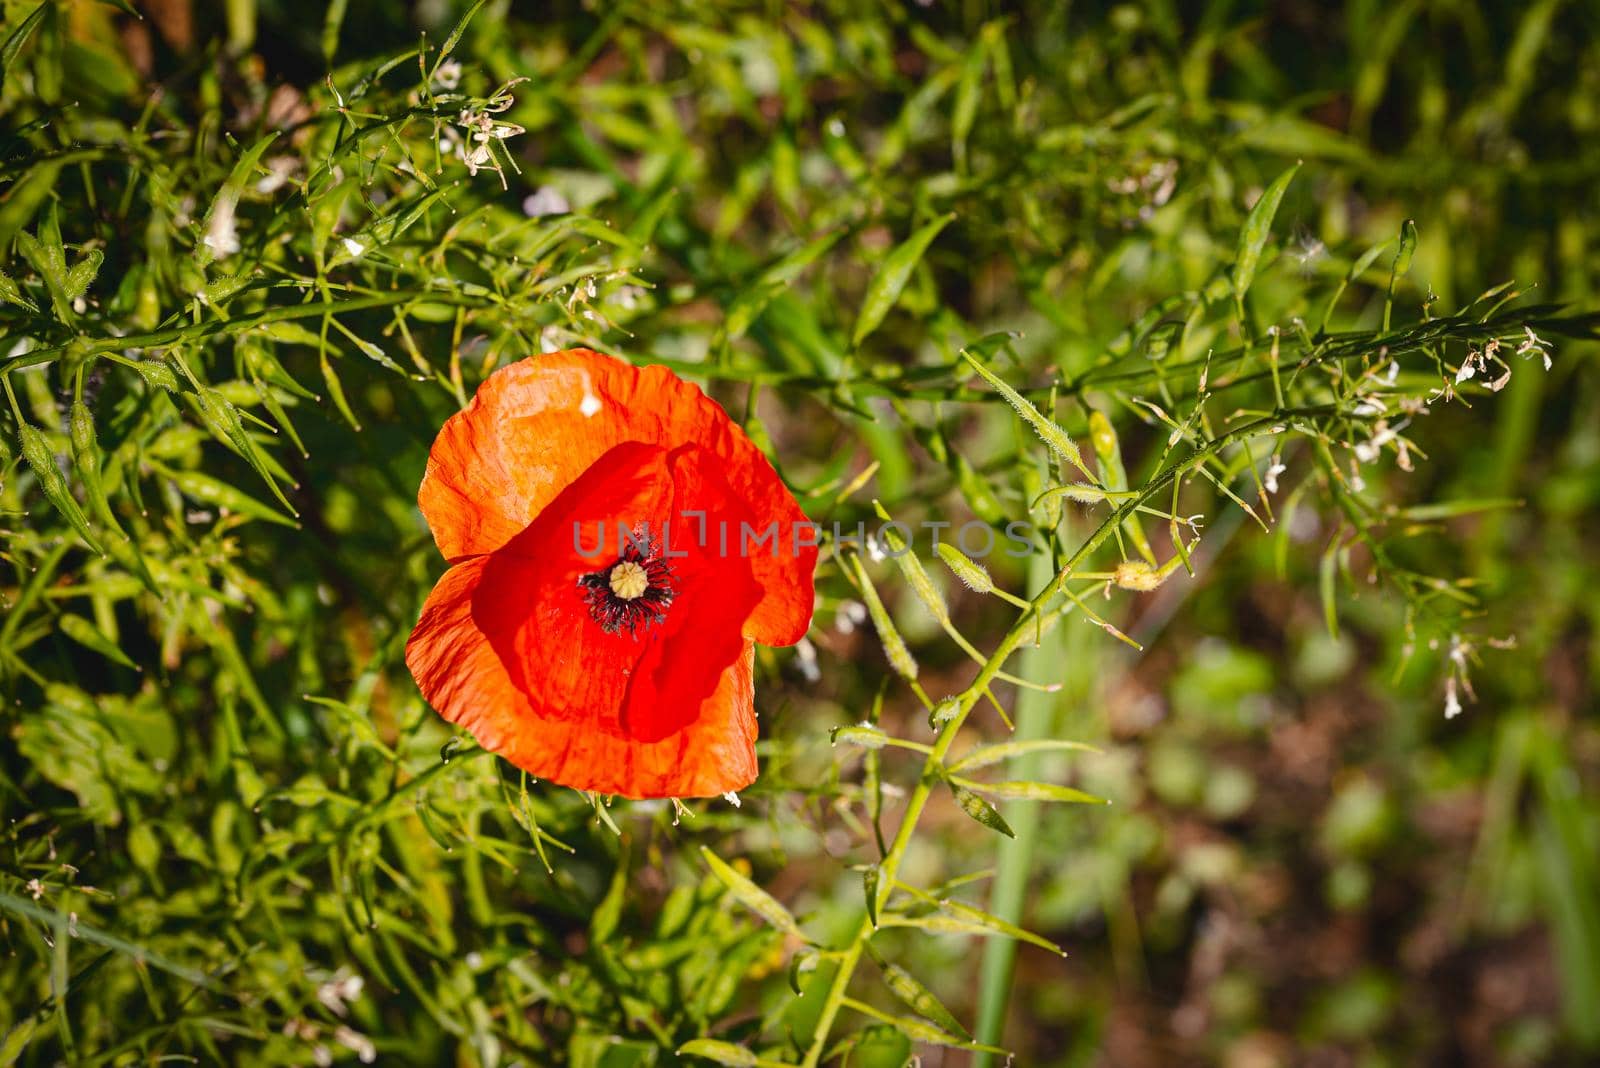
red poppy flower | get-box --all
[406,349,817,799]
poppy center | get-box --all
[608,560,649,600]
[579,529,675,636]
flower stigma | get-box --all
[579,528,676,635]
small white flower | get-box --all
[1444,676,1462,719]
[722,791,741,808]
[1263,459,1286,494]
[431,59,463,92]
[1516,325,1552,370]
[334,1026,377,1064]
[341,237,365,258]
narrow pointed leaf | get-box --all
[853,213,954,346]
[700,846,806,941]
[866,943,970,1038]
[1232,160,1301,316]
[948,739,1100,775]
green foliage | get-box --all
[1,1,1597,1066]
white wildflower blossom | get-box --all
[447,79,527,188]
[835,600,867,634]
[1516,325,1552,370]
[316,970,365,1017]
[1263,458,1286,494]
[1444,676,1462,719]
[334,1026,377,1064]
[341,237,365,258]
[431,59,463,92]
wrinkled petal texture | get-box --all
[418,348,814,646]
[408,351,815,798]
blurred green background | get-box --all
[1,1,1596,1065]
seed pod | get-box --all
[873,502,946,624]
[16,420,102,553]
[928,697,961,731]
[130,358,181,393]
[1113,560,1163,591]
[851,555,917,681]
[69,400,126,538]
[935,543,993,594]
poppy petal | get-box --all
[417,351,816,647]
[407,555,757,798]
[407,439,759,797]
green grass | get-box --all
[2,1,1598,1065]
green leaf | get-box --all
[58,613,139,670]
[849,1026,913,1068]
[700,846,807,941]
[0,891,224,992]
[676,1039,759,1066]
[1384,218,1418,331]
[590,849,628,945]
[956,778,1108,805]
[0,2,47,97]
[948,739,1100,775]
[195,131,280,267]
[864,866,882,926]
[1232,160,1301,319]
[434,0,490,72]
[853,213,954,347]
[1320,536,1340,639]
[150,462,298,527]
[885,900,1065,956]
[726,229,845,340]
[949,781,1015,838]
[866,942,971,1038]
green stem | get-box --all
[973,547,1067,1063]
[799,409,1321,1065]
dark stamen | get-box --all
[578,526,676,636]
